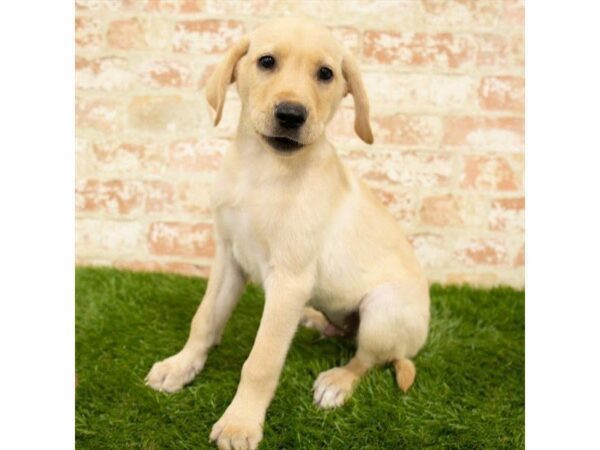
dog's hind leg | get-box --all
[145,238,246,393]
[300,307,331,333]
[312,282,429,409]
[300,307,349,337]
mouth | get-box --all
[261,135,304,152]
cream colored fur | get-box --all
[146,17,430,450]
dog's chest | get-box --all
[218,206,269,284]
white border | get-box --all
[2,1,600,448]
[527,1,600,448]
[0,2,74,449]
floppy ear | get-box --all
[205,36,250,126]
[342,53,374,144]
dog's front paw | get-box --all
[210,409,263,450]
[313,367,359,409]
[145,350,204,393]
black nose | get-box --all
[275,102,307,129]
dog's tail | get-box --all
[393,358,416,392]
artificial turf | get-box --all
[75,267,524,449]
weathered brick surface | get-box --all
[420,194,462,227]
[76,56,134,91]
[75,0,525,288]
[514,242,525,267]
[340,150,454,188]
[478,76,525,111]
[107,18,147,49]
[75,0,128,11]
[173,20,245,54]
[445,272,499,287]
[362,73,476,111]
[489,197,525,231]
[504,0,525,26]
[459,155,522,192]
[116,259,211,278]
[454,237,508,266]
[148,222,215,258]
[420,194,488,228]
[443,117,524,151]
[127,96,201,133]
[91,141,164,174]
[76,98,124,133]
[363,31,476,69]
[76,219,143,256]
[166,137,229,173]
[475,32,524,68]
[145,0,204,14]
[420,0,503,28]
[408,233,451,270]
[371,188,416,227]
[138,60,192,88]
[331,26,361,56]
[75,16,103,48]
[203,0,269,15]
[76,179,145,215]
[320,111,442,147]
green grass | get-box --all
[75,267,524,449]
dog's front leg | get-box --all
[210,271,311,450]
[146,238,246,392]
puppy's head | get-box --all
[205,17,373,153]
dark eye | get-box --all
[317,66,333,82]
[258,55,276,70]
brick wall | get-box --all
[75,0,525,288]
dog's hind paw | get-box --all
[145,350,205,393]
[312,366,359,409]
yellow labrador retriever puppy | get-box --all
[146,17,430,449]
